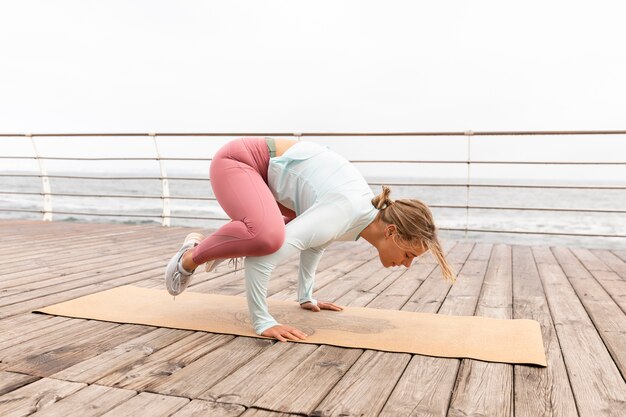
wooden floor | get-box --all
[1,220,625,417]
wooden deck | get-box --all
[1,219,625,417]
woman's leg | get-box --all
[189,138,286,266]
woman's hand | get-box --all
[300,301,344,312]
[261,324,308,342]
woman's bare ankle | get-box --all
[182,250,199,272]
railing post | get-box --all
[294,132,302,141]
[151,133,171,227]
[464,130,474,240]
[28,134,53,221]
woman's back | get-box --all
[268,140,375,219]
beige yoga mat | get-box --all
[34,285,547,366]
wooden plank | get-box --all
[0,319,116,363]
[0,225,187,283]
[572,248,626,313]
[0,227,164,277]
[511,245,577,417]
[170,399,245,417]
[591,249,626,279]
[0,318,89,357]
[366,241,464,311]
[332,268,406,307]
[0,313,51,333]
[0,224,169,258]
[0,245,176,306]
[313,350,411,417]
[378,355,458,417]
[1,235,182,291]
[570,247,614,272]
[0,316,74,352]
[0,223,146,255]
[99,392,189,417]
[96,332,234,390]
[611,250,626,263]
[199,340,317,406]
[534,245,626,417]
[28,384,136,417]
[0,378,85,417]
[147,337,273,398]
[552,247,626,379]
[399,241,472,313]
[0,371,39,396]
[378,243,489,417]
[365,260,444,310]
[0,227,178,278]
[252,345,363,415]
[448,244,513,417]
[51,327,192,383]
[0,265,168,318]
[240,409,291,417]
[7,324,153,377]
[0,218,158,238]
[2,253,184,312]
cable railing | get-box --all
[0,130,625,241]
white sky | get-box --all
[0,1,625,180]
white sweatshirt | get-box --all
[244,141,379,334]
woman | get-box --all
[165,137,455,342]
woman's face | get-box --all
[378,225,428,268]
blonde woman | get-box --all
[165,137,455,342]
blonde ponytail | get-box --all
[371,185,393,210]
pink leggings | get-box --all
[191,137,296,265]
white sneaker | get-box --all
[165,232,204,296]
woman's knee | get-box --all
[249,228,285,255]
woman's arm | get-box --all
[244,242,300,334]
[243,197,352,335]
[297,246,326,305]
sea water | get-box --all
[1,172,625,250]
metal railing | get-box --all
[0,130,625,241]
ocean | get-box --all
[1,172,625,250]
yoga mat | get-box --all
[34,285,547,366]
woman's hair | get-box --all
[371,185,456,282]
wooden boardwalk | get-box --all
[1,219,625,417]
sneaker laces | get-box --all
[228,257,244,271]
[205,256,245,272]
